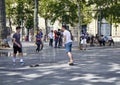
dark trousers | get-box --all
[58,37,62,47]
[49,39,53,46]
[109,40,114,46]
[40,41,43,50]
[36,43,40,52]
[55,38,58,48]
[99,40,105,46]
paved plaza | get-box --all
[0,42,120,85]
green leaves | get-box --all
[38,0,92,26]
[5,0,96,28]
[6,0,34,28]
[88,0,120,24]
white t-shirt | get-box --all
[81,38,87,44]
[108,36,112,40]
[63,30,72,44]
[48,32,53,39]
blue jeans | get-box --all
[54,38,58,48]
[65,42,72,53]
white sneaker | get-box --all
[20,59,24,65]
[20,59,23,62]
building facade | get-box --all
[87,18,120,42]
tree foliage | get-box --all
[87,0,120,24]
[38,0,92,27]
[6,0,34,29]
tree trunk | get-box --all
[27,28,29,41]
[0,0,7,39]
[77,0,81,49]
[45,18,48,35]
[34,0,38,35]
[8,16,12,35]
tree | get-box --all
[5,0,35,36]
[5,0,14,30]
[25,15,34,41]
[0,0,7,39]
[39,0,54,35]
[38,0,92,32]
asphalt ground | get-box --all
[0,41,120,85]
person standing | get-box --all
[58,29,63,48]
[80,35,87,50]
[48,30,54,47]
[39,29,44,50]
[54,30,59,48]
[62,25,74,65]
[108,35,114,46]
[12,26,24,65]
[35,31,41,52]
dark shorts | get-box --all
[65,42,72,53]
[13,46,22,54]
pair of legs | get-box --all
[54,38,59,48]
[81,44,87,50]
[58,37,62,47]
[13,46,24,64]
[40,41,44,50]
[36,43,40,52]
[99,40,105,46]
[109,40,114,46]
[65,42,74,64]
[67,52,74,64]
[49,39,53,47]
[36,41,43,52]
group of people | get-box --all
[48,27,74,65]
[11,25,116,66]
[96,34,114,46]
[48,29,63,48]
[12,25,74,66]
[80,33,115,50]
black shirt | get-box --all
[13,33,21,47]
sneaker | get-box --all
[34,64,39,67]
[20,59,24,65]
[20,62,25,65]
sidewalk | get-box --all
[0,41,120,85]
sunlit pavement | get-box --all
[0,42,120,85]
